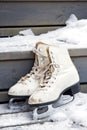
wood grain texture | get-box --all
[0,2,87,26]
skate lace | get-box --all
[40,63,60,88]
[18,48,48,83]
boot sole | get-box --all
[8,95,29,98]
[29,82,80,107]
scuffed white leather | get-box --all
[29,46,79,104]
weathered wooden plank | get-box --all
[0,110,55,129]
[0,2,87,26]
[0,49,87,91]
[0,48,87,61]
[0,91,9,103]
[80,84,87,93]
[0,56,86,91]
[0,60,34,89]
[72,57,87,83]
[69,48,87,57]
[0,26,61,36]
[1,0,87,1]
[0,83,86,102]
[0,106,45,128]
[0,51,34,61]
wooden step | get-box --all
[0,84,86,102]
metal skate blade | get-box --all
[53,94,73,108]
[8,98,29,111]
[33,105,54,120]
[33,95,73,120]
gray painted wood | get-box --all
[0,60,34,89]
[0,48,87,90]
[0,56,86,91]
[72,57,87,83]
[0,91,9,102]
[1,0,87,1]
[80,84,87,93]
[0,48,87,61]
[0,51,34,61]
[69,48,87,57]
[0,84,86,102]
[0,26,61,36]
[0,2,87,26]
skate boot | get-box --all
[8,42,50,110]
[28,46,80,120]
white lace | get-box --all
[40,63,60,88]
[18,48,48,83]
[33,48,47,58]
[18,48,60,86]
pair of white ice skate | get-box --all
[8,42,80,120]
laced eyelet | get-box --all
[39,48,42,52]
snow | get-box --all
[26,93,87,130]
[1,14,87,129]
[1,93,87,130]
[19,28,35,36]
[1,14,87,53]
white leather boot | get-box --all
[29,46,80,106]
[8,42,50,101]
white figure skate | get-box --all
[28,45,80,120]
[8,42,50,110]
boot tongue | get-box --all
[47,47,56,66]
[38,56,50,67]
[47,47,60,71]
[37,45,50,67]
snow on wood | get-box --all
[1,15,87,130]
[1,15,87,54]
[0,93,87,130]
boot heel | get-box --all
[64,82,80,96]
